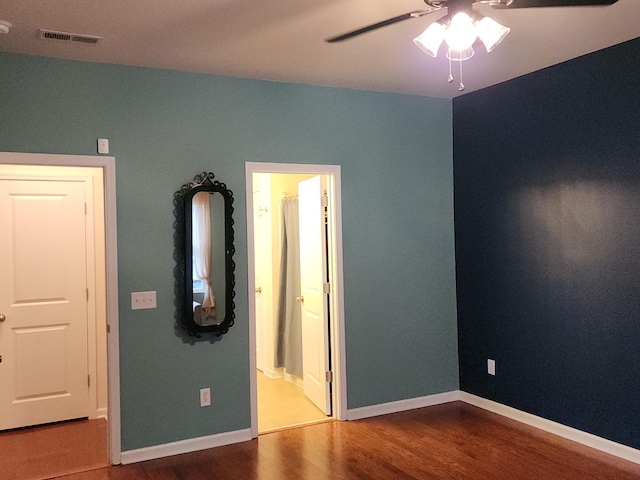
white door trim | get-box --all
[245,162,347,438]
[0,152,121,464]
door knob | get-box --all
[255,287,262,294]
[0,314,5,322]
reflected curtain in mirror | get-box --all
[192,192,216,318]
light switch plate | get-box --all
[131,291,157,310]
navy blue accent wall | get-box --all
[453,38,640,449]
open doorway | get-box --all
[0,153,121,476]
[246,163,347,437]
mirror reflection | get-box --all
[191,191,226,326]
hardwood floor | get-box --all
[0,418,108,480]
[257,370,329,432]
[53,402,640,480]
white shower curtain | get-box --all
[192,192,216,317]
[274,197,303,378]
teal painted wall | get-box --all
[0,52,458,451]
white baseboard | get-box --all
[460,391,640,466]
[120,428,252,465]
[283,372,303,388]
[97,407,108,420]
[262,368,303,387]
[261,367,281,379]
[347,391,459,421]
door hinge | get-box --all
[325,371,333,383]
[107,323,111,334]
[322,193,329,220]
[323,282,331,294]
[88,375,91,387]
[86,288,89,301]
[85,203,88,215]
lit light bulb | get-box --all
[445,12,477,51]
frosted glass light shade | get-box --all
[413,22,446,57]
[476,16,510,52]
[445,12,476,51]
[446,46,475,62]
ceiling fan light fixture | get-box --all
[475,16,510,52]
[413,21,447,57]
[327,0,621,92]
[444,12,476,51]
[446,46,475,62]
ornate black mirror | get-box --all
[175,172,235,337]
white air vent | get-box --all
[39,29,102,45]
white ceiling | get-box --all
[0,0,639,98]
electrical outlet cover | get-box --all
[200,387,211,407]
[487,359,496,376]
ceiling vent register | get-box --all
[39,29,102,45]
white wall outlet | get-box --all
[200,387,211,407]
[487,359,496,376]
[131,291,157,310]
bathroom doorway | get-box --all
[246,163,347,437]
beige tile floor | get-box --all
[257,370,331,433]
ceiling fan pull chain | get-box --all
[448,57,453,83]
[459,61,465,91]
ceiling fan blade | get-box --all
[325,8,441,43]
[491,0,618,8]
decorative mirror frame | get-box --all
[175,172,235,337]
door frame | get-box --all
[245,162,347,437]
[0,152,121,464]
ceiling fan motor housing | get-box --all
[425,0,475,13]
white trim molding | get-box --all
[460,392,640,466]
[120,429,252,464]
[347,391,459,421]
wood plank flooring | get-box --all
[52,402,640,480]
[0,418,108,480]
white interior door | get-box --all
[298,176,331,415]
[0,178,90,430]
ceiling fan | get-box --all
[326,0,620,91]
